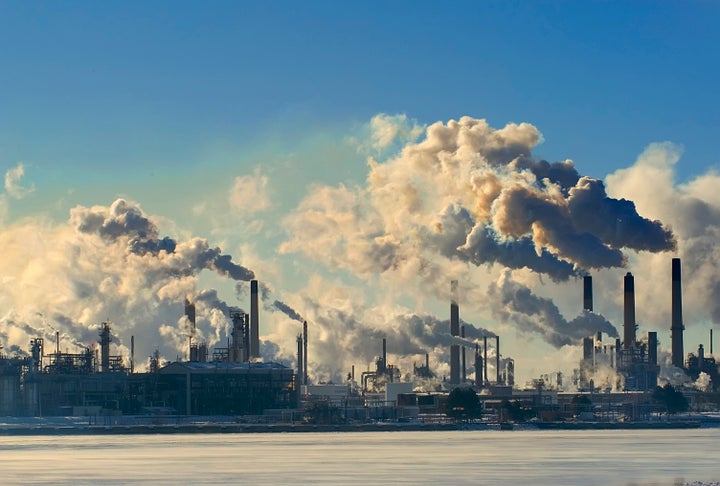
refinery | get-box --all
[0,257,719,430]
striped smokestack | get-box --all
[250,280,260,359]
[671,258,685,368]
[450,280,460,384]
[583,275,593,312]
[623,272,636,349]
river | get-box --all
[0,429,718,485]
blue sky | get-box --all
[1,1,719,386]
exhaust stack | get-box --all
[671,258,685,368]
[250,280,260,360]
[623,272,636,349]
[450,280,460,384]
[583,275,593,312]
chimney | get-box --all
[130,335,135,374]
[496,335,501,385]
[474,344,483,387]
[461,325,466,383]
[671,258,685,368]
[449,280,460,384]
[297,333,303,388]
[303,321,308,385]
[250,280,260,360]
[648,331,658,366]
[583,275,593,312]
[623,272,636,349]
[483,336,488,382]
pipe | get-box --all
[671,258,685,368]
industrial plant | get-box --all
[0,257,718,427]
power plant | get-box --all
[0,258,718,425]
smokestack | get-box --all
[99,322,110,372]
[671,258,685,368]
[303,321,308,385]
[250,280,260,360]
[711,329,714,356]
[297,333,303,389]
[623,272,636,349]
[474,344,483,387]
[583,275,593,312]
[483,336,488,382]
[648,331,658,366]
[382,337,387,372]
[449,280,460,384]
[130,335,135,374]
[461,325,466,383]
[496,335,501,385]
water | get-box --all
[0,429,718,485]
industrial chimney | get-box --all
[583,275,593,312]
[450,280,460,384]
[623,272,636,349]
[303,321,308,385]
[250,280,260,360]
[671,258,685,369]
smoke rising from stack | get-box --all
[281,116,674,347]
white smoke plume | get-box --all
[281,116,670,348]
[606,142,720,328]
[0,198,254,368]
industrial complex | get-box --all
[0,257,718,426]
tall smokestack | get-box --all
[583,275,593,312]
[296,333,303,389]
[623,272,636,349]
[483,336,488,382]
[303,321,308,385]
[130,335,135,374]
[648,331,658,366]
[461,325,466,383]
[671,258,685,368]
[474,344,483,387]
[250,280,260,360]
[382,337,387,372]
[449,280,460,384]
[99,322,110,372]
[496,335,501,384]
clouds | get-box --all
[4,163,35,200]
[606,142,720,326]
[280,116,674,348]
[0,198,255,367]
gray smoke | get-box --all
[71,198,255,281]
[489,270,618,348]
[273,300,304,322]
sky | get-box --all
[1,1,719,389]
